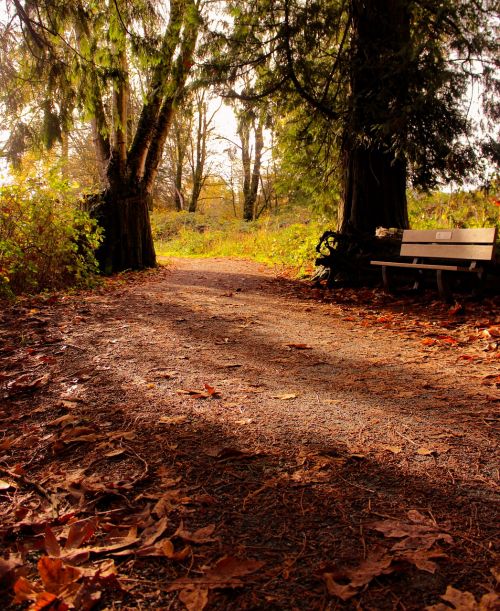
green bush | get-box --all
[0,178,102,298]
[408,189,500,231]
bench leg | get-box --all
[412,269,425,291]
[381,266,391,291]
[436,270,452,301]
[472,269,486,298]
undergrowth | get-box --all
[153,190,499,275]
[153,210,326,276]
[0,175,101,298]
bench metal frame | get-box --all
[371,228,498,298]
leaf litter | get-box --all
[0,259,499,609]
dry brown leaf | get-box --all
[204,383,220,397]
[175,523,217,544]
[203,446,257,460]
[108,430,136,441]
[38,556,81,595]
[322,547,394,601]
[44,527,62,557]
[168,556,264,590]
[234,418,253,425]
[64,519,97,551]
[383,446,402,454]
[426,585,499,610]
[159,415,188,425]
[48,415,80,427]
[104,448,126,458]
[391,533,451,552]
[398,549,448,573]
[179,588,209,611]
[322,573,358,601]
[0,436,18,450]
[141,517,169,547]
[417,447,437,456]
[370,519,452,546]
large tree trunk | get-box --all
[339,0,410,235]
[93,185,156,274]
[339,146,408,233]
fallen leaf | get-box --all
[417,447,436,456]
[175,523,217,544]
[398,549,448,573]
[234,418,253,425]
[159,415,188,425]
[204,384,220,397]
[64,519,98,551]
[38,556,82,594]
[7,374,50,393]
[203,447,255,460]
[322,547,394,601]
[104,449,126,458]
[383,446,402,454]
[425,585,499,610]
[322,574,358,601]
[273,393,298,400]
[48,415,81,428]
[0,436,17,450]
[141,517,169,547]
[13,576,40,604]
[168,556,264,590]
[179,588,209,611]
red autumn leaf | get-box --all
[203,383,220,397]
[33,591,69,611]
[13,576,40,604]
[38,557,82,594]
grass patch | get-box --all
[153,210,327,276]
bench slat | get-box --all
[400,243,495,261]
[371,261,479,272]
[403,228,497,244]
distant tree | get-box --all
[2,0,202,272]
[187,90,220,212]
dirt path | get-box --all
[1,258,498,610]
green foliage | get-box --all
[152,209,326,276]
[0,171,102,298]
[408,189,500,231]
[153,189,499,278]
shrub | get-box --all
[0,178,102,298]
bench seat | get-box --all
[370,228,497,299]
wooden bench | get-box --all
[371,228,498,298]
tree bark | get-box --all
[93,187,156,273]
[339,0,410,235]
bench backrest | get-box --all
[401,228,498,261]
